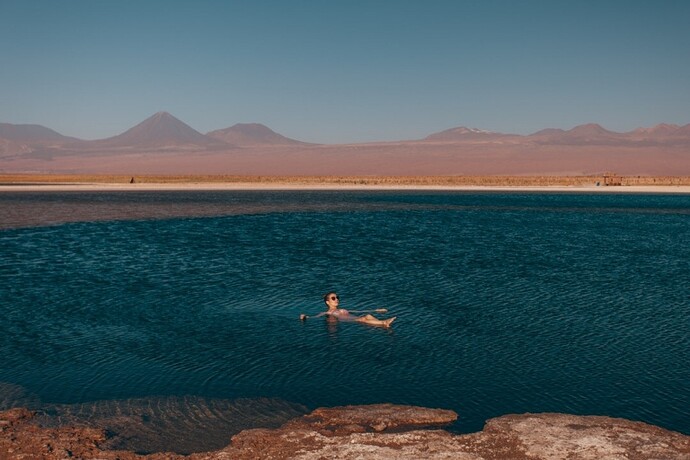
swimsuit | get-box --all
[328,309,351,319]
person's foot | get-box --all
[383,317,396,328]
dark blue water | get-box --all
[1,191,689,450]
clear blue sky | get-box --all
[1,0,689,143]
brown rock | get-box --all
[2,405,689,459]
[284,403,458,434]
[0,408,33,425]
[474,413,690,460]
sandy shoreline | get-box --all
[1,182,690,193]
[2,174,690,193]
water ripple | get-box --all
[1,191,689,440]
[34,396,307,454]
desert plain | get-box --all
[2,112,690,187]
[1,173,689,194]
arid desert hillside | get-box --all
[1,112,689,175]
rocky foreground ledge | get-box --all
[2,404,689,459]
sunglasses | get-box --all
[329,296,339,301]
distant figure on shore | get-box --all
[300,292,395,328]
[130,177,135,184]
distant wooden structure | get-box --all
[603,173,622,186]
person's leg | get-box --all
[356,315,396,327]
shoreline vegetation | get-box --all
[2,173,690,187]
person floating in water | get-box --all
[300,291,396,328]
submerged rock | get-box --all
[0,382,41,411]
[34,395,308,455]
[283,403,458,434]
[1,404,689,459]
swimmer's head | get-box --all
[324,291,339,305]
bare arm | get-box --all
[300,312,327,321]
[346,308,388,314]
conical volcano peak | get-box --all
[99,112,217,148]
[133,112,193,130]
[148,111,177,121]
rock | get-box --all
[0,407,122,460]
[0,407,33,424]
[284,403,458,433]
[472,412,690,459]
[33,395,307,455]
[1,405,689,459]
[0,382,41,411]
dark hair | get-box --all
[323,291,338,304]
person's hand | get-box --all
[375,308,388,313]
[300,314,307,321]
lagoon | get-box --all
[1,191,688,452]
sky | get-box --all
[1,0,689,143]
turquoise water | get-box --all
[1,191,689,451]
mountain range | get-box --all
[1,112,689,175]
[424,122,690,145]
[0,112,303,153]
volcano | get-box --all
[95,112,221,148]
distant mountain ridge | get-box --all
[528,123,690,145]
[0,123,78,142]
[527,123,623,145]
[2,112,689,176]
[0,112,311,156]
[424,126,513,141]
[1,112,689,162]
[206,123,308,146]
[423,122,690,145]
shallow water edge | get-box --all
[2,403,690,459]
